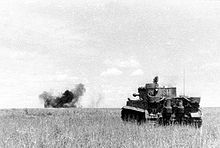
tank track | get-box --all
[121,107,202,128]
[121,106,146,124]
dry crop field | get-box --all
[0,108,219,148]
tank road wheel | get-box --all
[175,113,185,125]
[129,110,138,122]
[136,112,146,125]
[181,117,189,126]
[158,117,163,125]
[128,111,135,121]
[192,119,202,128]
[161,113,172,125]
[121,109,129,121]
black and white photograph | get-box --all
[0,0,220,147]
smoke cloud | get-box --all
[39,83,86,108]
[89,93,104,108]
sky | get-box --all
[0,0,220,108]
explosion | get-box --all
[39,83,86,108]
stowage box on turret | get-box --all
[121,76,202,127]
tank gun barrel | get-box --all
[133,93,140,97]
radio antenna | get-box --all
[183,68,185,96]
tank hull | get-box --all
[121,106,202,128]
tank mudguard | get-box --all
[122,106,145,113]
[190,110,202,118]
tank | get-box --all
[121,76,202,127]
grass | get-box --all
[0,108,219,148]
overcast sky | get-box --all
[0,0,220,108]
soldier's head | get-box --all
[63,90,70,96]
[153,76,159,84]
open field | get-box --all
[0,108,219,148]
